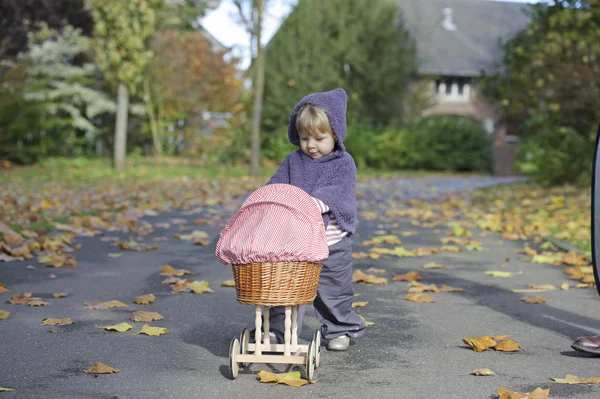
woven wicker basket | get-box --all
[232,261,323,306]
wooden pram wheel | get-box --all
[305,339,315,381]
[229,338,240,379]
[239,328,249,367]
[313,330,321,368]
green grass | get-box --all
[2,156,473,188]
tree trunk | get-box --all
[250,0,265,176]
[143,77,163,156]
[114,81,129,170]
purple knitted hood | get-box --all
[288,88,348,151]
[267,88,357,234]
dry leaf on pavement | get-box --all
[549,374,600,384]
[26,298,49,306]
[189,280,214,294]
[352,301,368,308]
[133,294,156,305]
[257,370,313,386]
[352,269,388,284]
[521,297,546,304]
[221,280,235,287]
[463,336,499,352]
[493,338,520,352]
[8,293,32,304]
[423,262,444,269]
[131,311,164,322]
[84,300,127,310]
[359,315,375,327]
[496,386,549,399]
[470,368,496,376]
[0,284,10,294]
[84,362,120,374]
[0,310,10,320]
[41,317,72,326]
[485,271,522,278]
[52,292,68,298]
[408,281,440,293]
[405,293,435,303]
[439,284,464,292]
[98,322,133,332]
[134,324,169,336]
[392,271,422,282]
[160,265,191,276]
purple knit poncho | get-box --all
[266,88,357,234]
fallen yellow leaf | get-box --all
[189,280,214,294]
[352,301,368,308]
[131,311,164,322]
[26,298,49,306]
[549,374,600,384]
[496,386,549,399]
[160,265,192,276]
[352,269,388,284]
[84,300,127,310]
[133,294,156,305]
[41,317,73,326]
[423,262,444,269]
[221,280,235,287]
[485,271,522,278]
[439,284,464,293]
[359,315,375,327]
[52,292,69,298]
[462,336,498,352]
[408,282,440,293]
[405,293,435,303]
[0,284,10,294]
[561,282,570,290]
[99,322,133,332]
[8,294,31,304]
[135,324,169,336]
[528,284,557,291]
[362,235,402,246]
[521,297,547,304]
[0,310,10,320]
[471,368,496,376]
[493,338,520,352]
[84,362,120,374]
[257,370,312,386]
[392,271,421,282]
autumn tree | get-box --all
[91,0,162,170]
[233,0,270,175]
[146,30,242,154]
[260,0,416,158]
[479,0,600,137]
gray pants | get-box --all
[268,236,366,341]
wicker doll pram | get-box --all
[216,184,329,380]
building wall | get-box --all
[410,77,519,176]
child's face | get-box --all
[298,131,335,159]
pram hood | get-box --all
[215,184,329,265]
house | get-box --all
[396,0,532,175]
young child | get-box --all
[265,88,366,351]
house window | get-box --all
[435,77,471,103]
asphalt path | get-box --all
[2,176,600,399]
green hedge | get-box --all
[516,126,592,187]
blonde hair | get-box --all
[295,104,336,139]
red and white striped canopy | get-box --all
[215,184,329,265]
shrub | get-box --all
[404,116,493,172]
[516,126,592,187]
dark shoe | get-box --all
[571,335,600,355]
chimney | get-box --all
[442,7,457,31]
